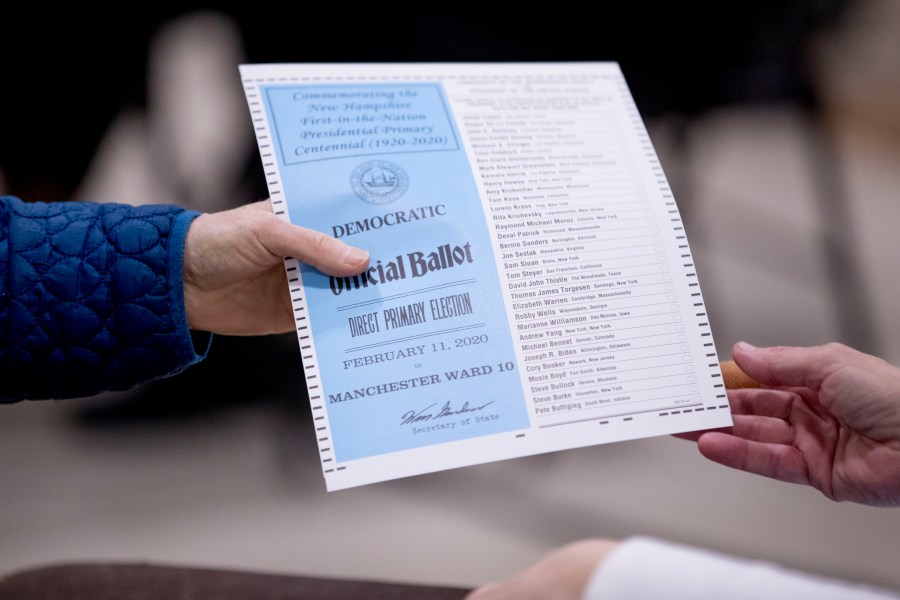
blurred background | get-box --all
[3,0,900,592]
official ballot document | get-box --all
[239,62,732,491]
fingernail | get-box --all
[342,246,369,267]
[736,341,757,352]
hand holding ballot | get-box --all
[686,341,900,507]
[183,199,370,335]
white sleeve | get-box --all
[582,536,900,600]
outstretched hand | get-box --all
[685,342,900,506]
[182,200,369,335]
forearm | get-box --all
[0,196,207,402]
[584,536,900,600]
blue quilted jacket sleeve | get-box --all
[0,196,208,402]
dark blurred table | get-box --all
[0,562,470,599]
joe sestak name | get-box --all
[329,241,474,296]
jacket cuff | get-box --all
[167,210,211,372]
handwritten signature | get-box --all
[400,400,495,426]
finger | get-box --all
[698,432,810,486]
[731,341,862,392]
[720,359,759,389]
[672,411,793,444]
[672,427,732,442]
[241,199,371,276]
[727,388,796,419]
[672,388,796,443]
[729,414,794,444]
[263,218,370,277]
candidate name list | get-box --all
[453,74,698,423]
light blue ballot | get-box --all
[263,83,530,462]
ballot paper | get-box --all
[239,62,732,491]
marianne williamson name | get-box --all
[348,292,474,337]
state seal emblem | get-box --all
[350,160,409,205]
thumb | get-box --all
[262,218,370,277]
[731,341,851,392]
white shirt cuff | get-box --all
[582,536,900,600]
